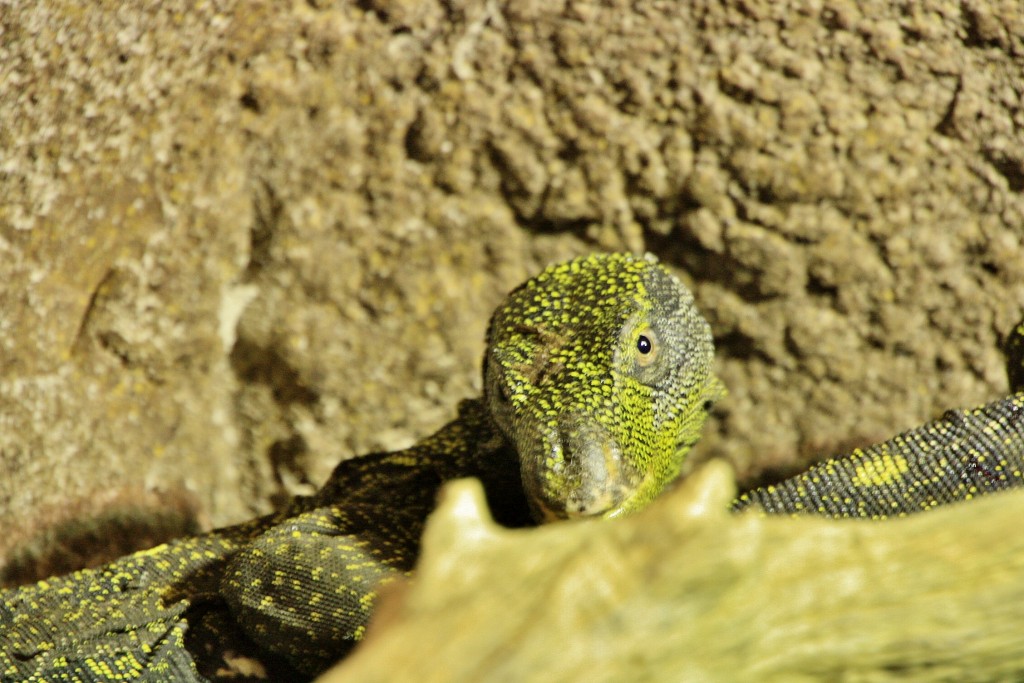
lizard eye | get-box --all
[635,329,658,367]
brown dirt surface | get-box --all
[1,0,1023,580]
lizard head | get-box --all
[484,253,723,522]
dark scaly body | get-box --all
[0,516,273,682]
[733,392,1024,517]
[732,319,1024,517]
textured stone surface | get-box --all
[1,0,1023,579]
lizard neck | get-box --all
[313,398,534,528]
[427,398,535,528]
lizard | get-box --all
[3,251,1024,681]
[0,252,725,681]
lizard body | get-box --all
[733,392,1024,517]
[2,252,1024,681]
[733,319,1024,517]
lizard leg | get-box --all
[220,503,415,674]
[0,563,205,682]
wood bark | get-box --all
[323,462,1024,682]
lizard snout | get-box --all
[527,413,639,521]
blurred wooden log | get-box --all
[319,462,1024,682]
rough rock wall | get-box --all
[1,0,1022,578]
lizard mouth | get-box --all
[521,414,638,522]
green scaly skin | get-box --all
[3,252,1024,681]
[0,253,723,682]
